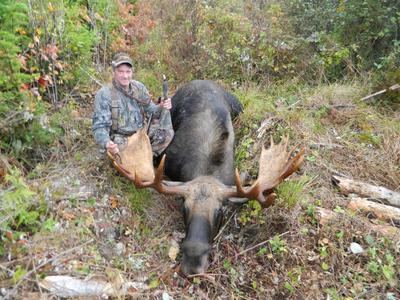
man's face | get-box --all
[113,64,132,88]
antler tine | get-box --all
[153,154,168,192]
[107,151,135,181]
[130,154,170,188]
[151,154,189,196]
[278,147,305,181]
[224,168,267,204]
[234,168,246,195]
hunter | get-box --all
[92,52,174,157]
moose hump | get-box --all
[119,127,155,182]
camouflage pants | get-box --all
[113,109,174,157]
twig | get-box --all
[310,142,344,149]
[329,104,356,109]
[186,273,229,279]
[214,209,237,242]
[79,66,103,87]
[5,239,94,298]
[237,231,289,256]
[361,84,400,101]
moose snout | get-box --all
[181,240,211,276]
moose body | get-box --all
[109,80,304,276]
[165,80,242,184]
[164,80,243,275]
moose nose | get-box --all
[182,264,207,276]
[181,258,210,276]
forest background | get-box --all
[0,0,399,298]
[1,0,399,164]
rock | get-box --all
[349,242,364,254]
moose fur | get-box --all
[165,80,242,184]
[164,80,243,275]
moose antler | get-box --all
[108,131,303,207]
[226,136,305,206]
[108,150,189,196]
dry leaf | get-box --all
[109,195,119,208]
[168,239,180,261]
[61,212,76,221]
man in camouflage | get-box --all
[92,53,174,157]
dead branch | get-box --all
[237,231,289,256]
[310,142,344,150]
[361,83,400,101]
[347,197,400,225]
[332,175,400,208]
[315,207,399,238]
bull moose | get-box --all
[108,80,304,276]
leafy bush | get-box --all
[0,0,121,166]
[284,0,400,81]
[0,169,43,233]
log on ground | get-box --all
[332,175,400,208]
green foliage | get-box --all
[238,200,264,225]
[235,88,275,125]
[0,1,32,90]
[12,265,27,284]
[197,7,252,81]
[0,1,48,161]
[0,169,44,233]
[284,0,400,81]
[0,0,122,166]
[42,217,57,232]
[235,136,254,168]
[284,267,303,294]
[125,185,152,213]
[276,175,309,208]
[356,132,381,147]
[269,235,287,255]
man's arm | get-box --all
[136,82,171,116]
[92,88,113,149]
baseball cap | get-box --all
[111,52,133,69]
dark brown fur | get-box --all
[163,80,242,275]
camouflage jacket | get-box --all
[92,80,161,148]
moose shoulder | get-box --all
[164,80,243,275]
[108,80,304,276]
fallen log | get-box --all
[316,207,399,237]
[332,175,400,208]
[39,275,149,298]
[347,197,400,225]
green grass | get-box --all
[276,175,310,208]
[126,185,152,213]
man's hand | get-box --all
[106,140,119,155]
[160,97,172,110]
